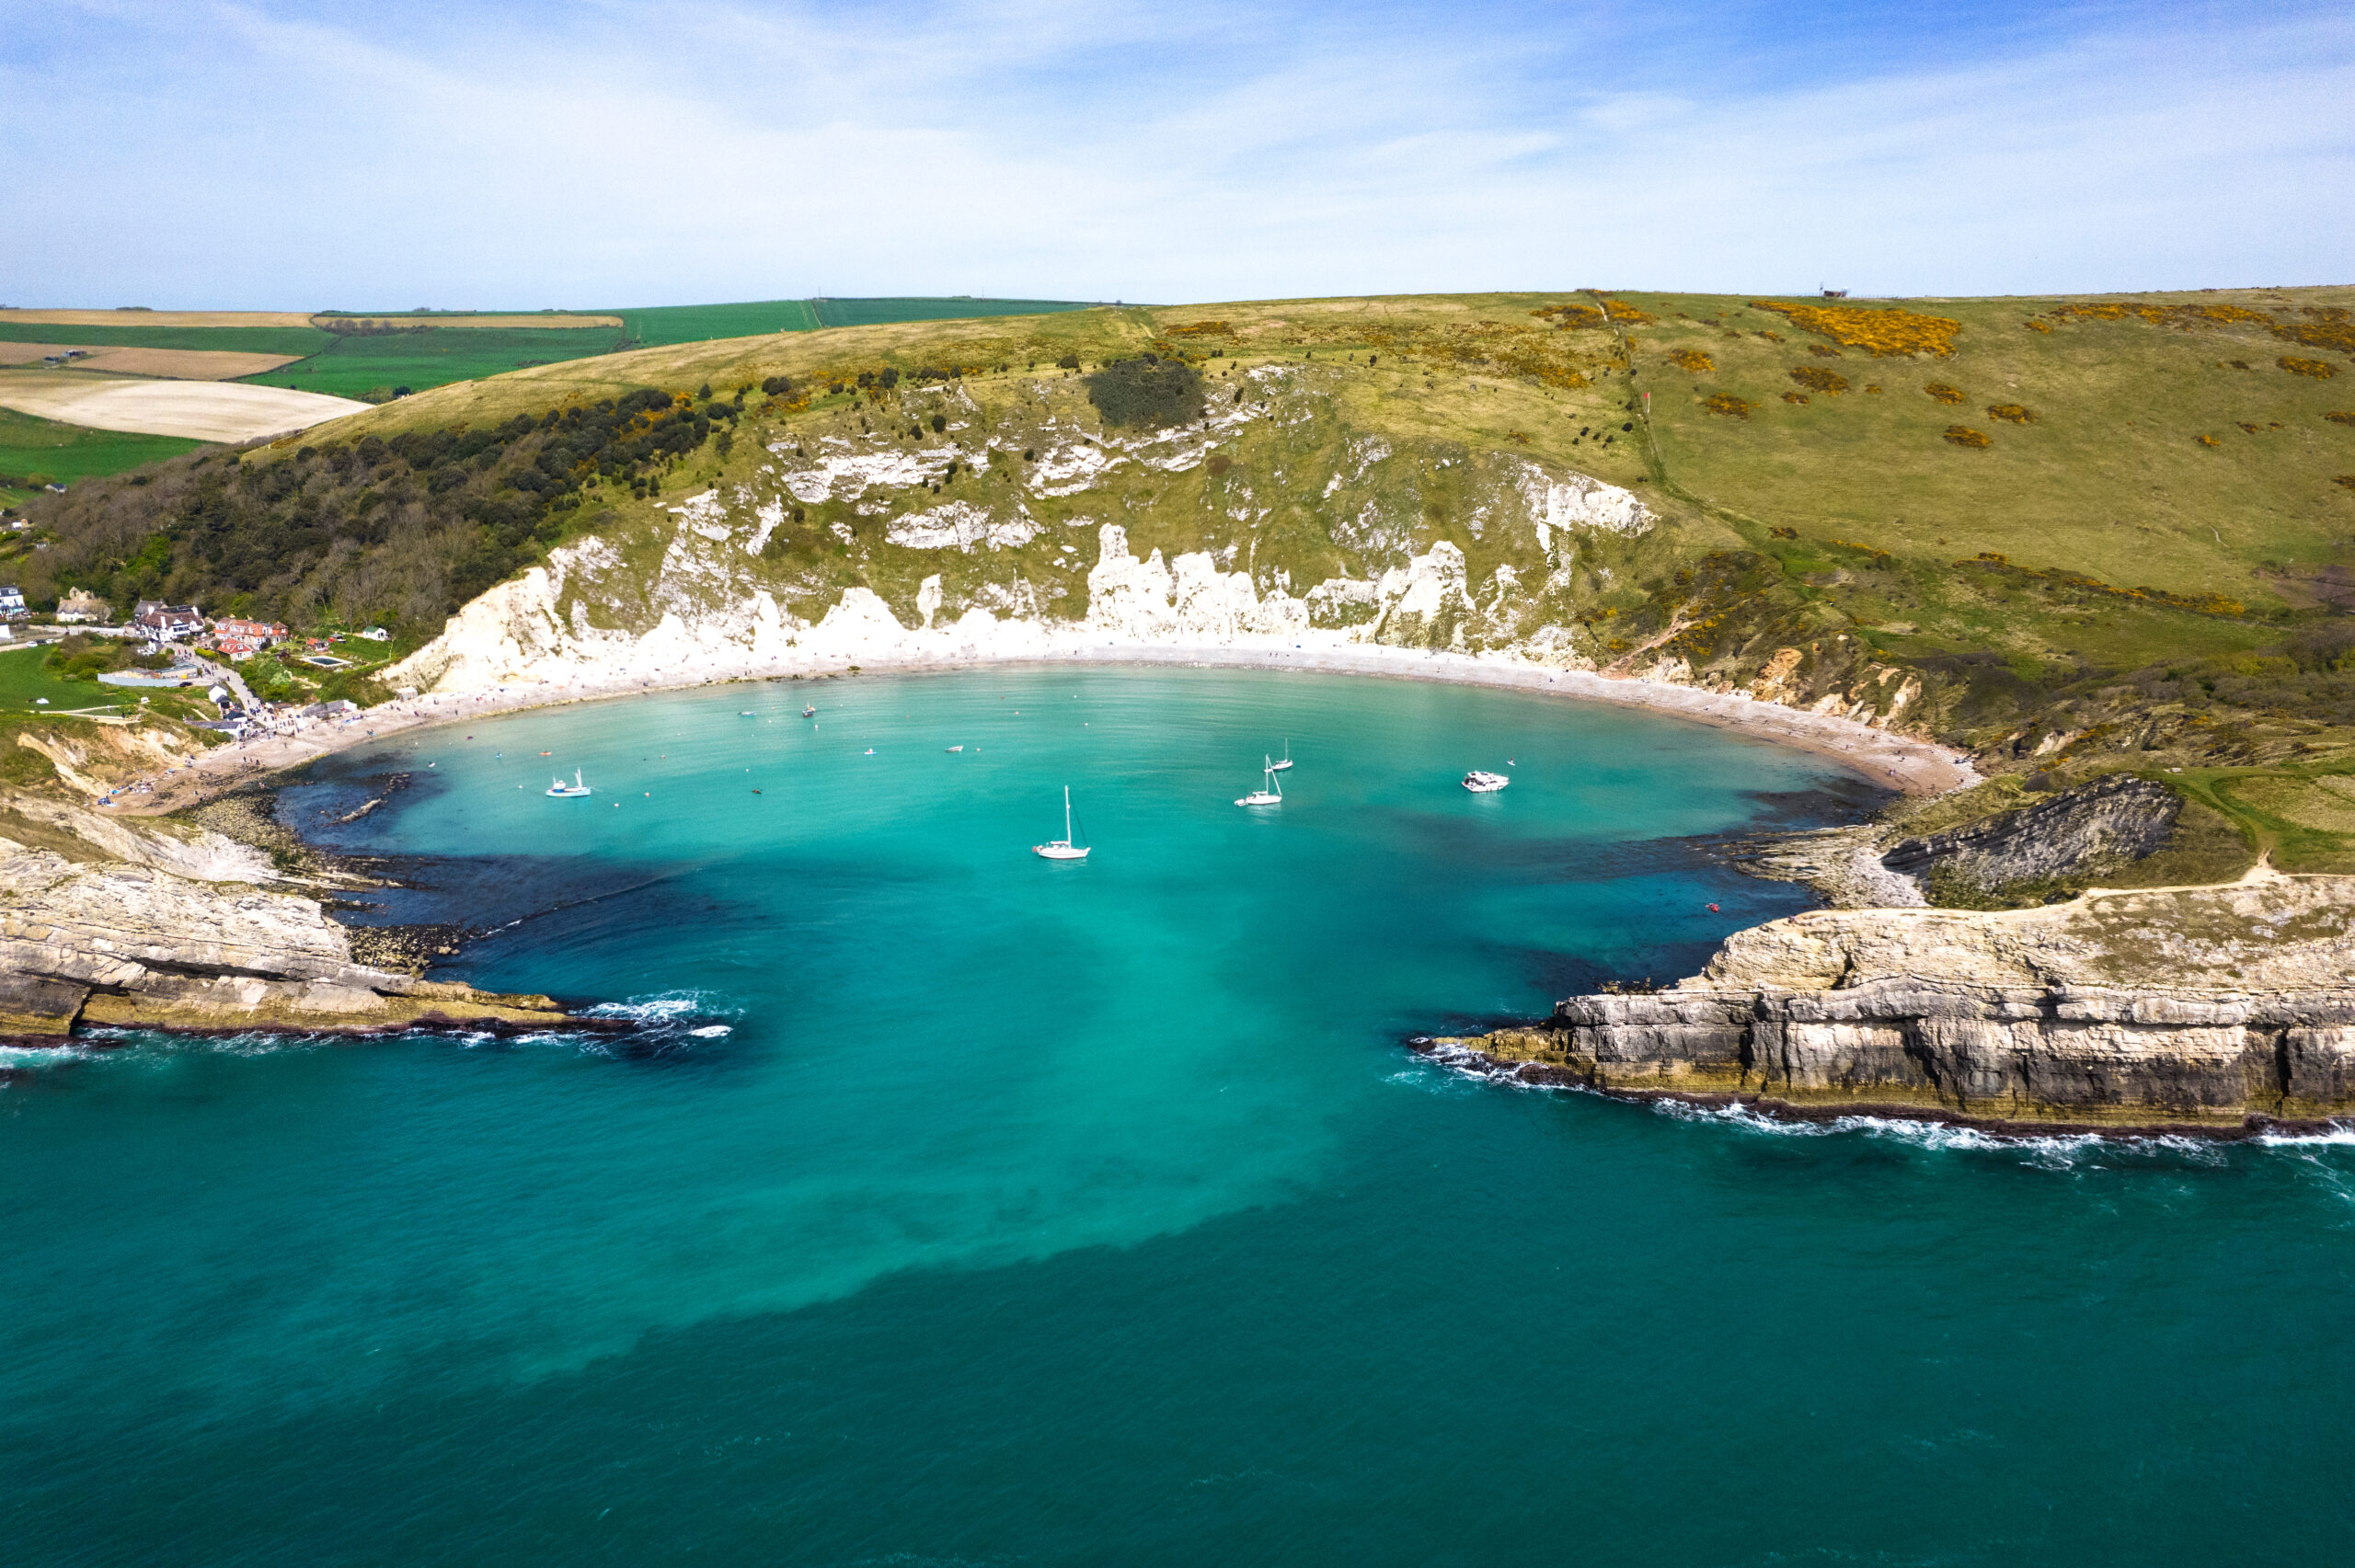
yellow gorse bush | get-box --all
[1666,349,1715,373]
[1924,383,1966,405]
[1752,302,1962,357]
[2281,356,2339,379]
[1944,426,1993,449]
[1789,367,1850,395]
[1986,404,2038,424]
[1703,395,1752,418]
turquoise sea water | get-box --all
[6,669,2352,1565]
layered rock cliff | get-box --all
[1430,869,2355,1131]
[0,797,572,1044]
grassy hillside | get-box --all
[0,407,202,505]
[17,285,2355,874]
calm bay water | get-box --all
[6,669,2351,1564]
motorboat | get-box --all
[1034,786,1090,860]
[946,745,964,752]
[1462,770,1509,793]
[1235,757,1283,807]
[802,705,817,717]
[546,769,593,797]
[1269,738,1293,773]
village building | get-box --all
[0,585,25,619]
[213,617,288,646]
[54,589,111,624]
[132,602,204,642]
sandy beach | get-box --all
[111,639,1975,816]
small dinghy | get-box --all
[1462,770,1509,793]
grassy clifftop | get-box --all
[17,286,2355,875]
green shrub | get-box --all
[1085,356,1206,430]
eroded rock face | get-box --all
[1432,872,2355,1129]
[0,807,570,1042]
[1880,775,2179,896]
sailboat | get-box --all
[1269,738,1293,773]
[1033,786,1090,860]
[1235,757,1283,807]
[546,769,592,797]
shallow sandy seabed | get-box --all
[118,636,1976,816]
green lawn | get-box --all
[0,323,333,356]
[0,645,142,715]
[237,326,629,399]
[0,407,205,502]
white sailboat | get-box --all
[546,769,593,797]
[1033,785,1090,860]
[1269,738,1293,773]
[1235,757,1283,807]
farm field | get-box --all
[0,322,334,357]
[0,373,369,442]
[811,295,1096,329]
[0,310,316,329]
[313,313,622,329]
[607,299,822,345]
[0,344,304,380]
[605,297,1096,347]
[239,326,629,399]
[0,406,203,503]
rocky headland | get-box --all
[1428,867,2355,1134]
[0,794,579,1047]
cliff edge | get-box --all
[0,796,573,1045]
[1429,868,2355,1132]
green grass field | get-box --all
[604,298,1096,347]
[0,323,333,356]
[808,296,1095,329]
[238,326,629,398]
[0,645,143,715]
[0,407,205,503]
[608,300,821,346]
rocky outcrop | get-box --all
[0,804,575,1044]
[1429,870,2355,1131]
[1880,774,2179,897]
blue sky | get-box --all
[3,0,2349,309]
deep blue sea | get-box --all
[6,669,2351,1565]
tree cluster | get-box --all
[16,385,739,632]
